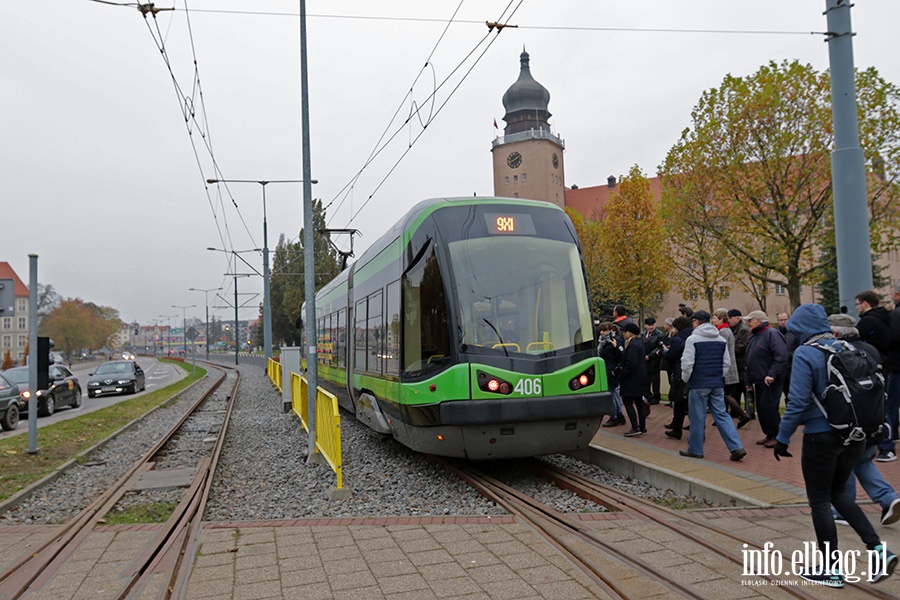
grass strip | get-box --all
[0,360,206,502]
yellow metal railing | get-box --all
[290,371,343,490]
[267,358,282,392]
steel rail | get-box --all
[0,364,230,599]
[125,365,241,600]
[530,459,874,600]
[434,456,712,600]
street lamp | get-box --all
[206,178,317,362]
[159,314,177,356]
[190,287,222,360]
[172,304,197,355]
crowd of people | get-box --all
[595,289,900,586]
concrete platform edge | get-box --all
[569,442,772,509]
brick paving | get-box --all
[5,400,900,597]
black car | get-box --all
[3,364,83,417]
[87,360,145,398]
[0,371,23,431]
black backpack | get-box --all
[806,339,885,445]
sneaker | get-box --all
[624,429,643,437]
[870,544,898,583]
[876,450,898,463]
[729,448,747,461]
[664,429,682,440]
[883,498,900,526]
[799,571,844,587]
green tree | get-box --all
[596,165,669,320]
[268,199,341,346]
[661,61,900,310]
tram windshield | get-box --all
[448,234,594,356]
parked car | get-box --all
[2,364,82,417]
[0,371,23,431]
[87,360,145,398]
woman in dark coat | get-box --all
[617,322,649,436]
[662,316,693,439]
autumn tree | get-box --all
[661,60,900,310]
[39,299,123,357]
[2,350,13,370]
[565,208,610,313]
[597,165,669,319]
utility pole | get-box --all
[825,0,873,314]
[190,287,222,360]
[300,0,320,464]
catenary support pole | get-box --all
[27,254,38,454]
[825,0,873,315]
[300,0,319,463]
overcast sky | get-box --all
[3,1,899,328]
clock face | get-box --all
[507,151,522,169]
[552,153,559,169]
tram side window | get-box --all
[402,245,451,379]
[385,280,400,376]
[335,308,346,368]
[355,299,367,372]
[367,291,383,374]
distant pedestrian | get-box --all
[680,310,746,461]
[598,323,626,428]
[713,309,751,428]
[744,310,788,448]
[662,316,692,439]
[618,322,649,437]
[643,317,665,405]
[728,308,752,416]
[856,290,891,357]
[612,305,636,333]
[882,284,900,463]
[774,303,897,587]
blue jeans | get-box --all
[611,385,624,419]
[880,371,900,453]
[842,445,900,510]
[687,387,744,456]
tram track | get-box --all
[529,458,897,600]
[435,455,885,600]
[0,361,239,600]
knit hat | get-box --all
[622,322,641,336]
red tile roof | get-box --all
[565,177,663,219]
[0,262,29,297]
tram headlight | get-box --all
[569,366,596,391]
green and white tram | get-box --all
[304,197,613,459]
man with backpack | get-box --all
[827,313,900,528]
[773,303,896,587]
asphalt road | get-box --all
[0,356,187,440]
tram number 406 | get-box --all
[513,378,542,395]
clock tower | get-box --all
[491,49,565,207]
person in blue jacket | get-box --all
[774,303,897,587]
